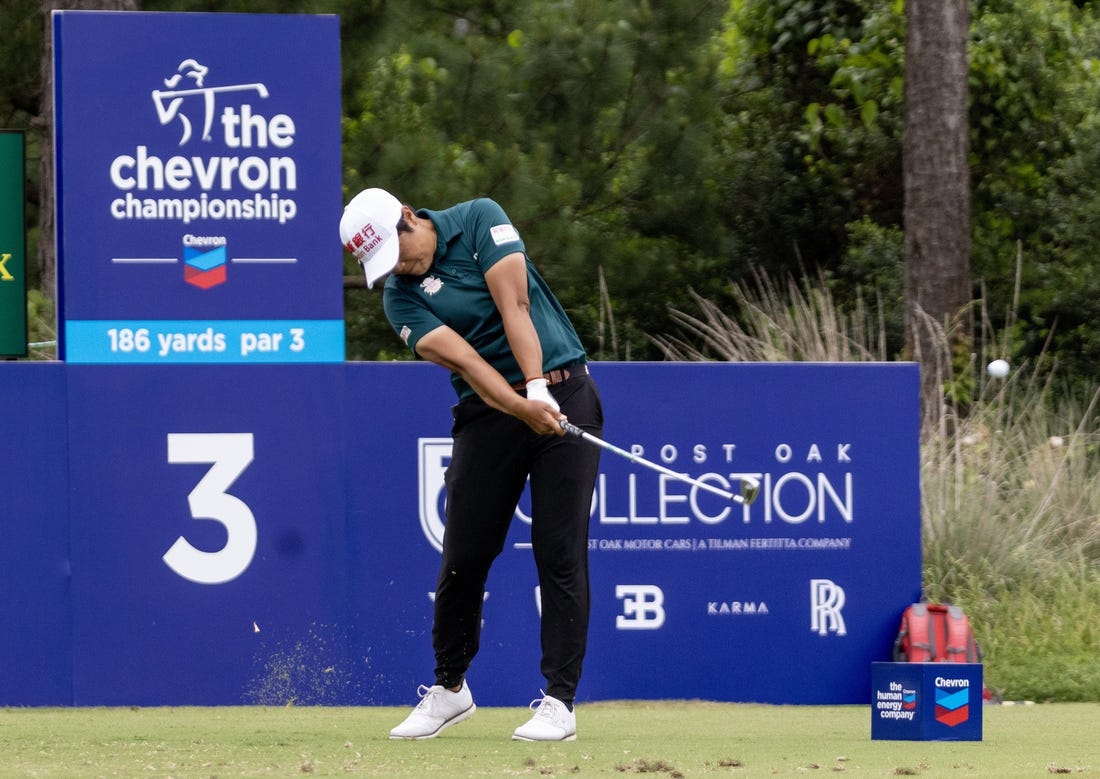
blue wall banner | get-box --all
[0,362,921,706]
[349,362,922,705]
[53,11,343,363]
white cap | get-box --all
[340,188,403,288]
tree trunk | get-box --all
[37,0,139,303]
[902,0,971,400]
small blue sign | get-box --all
[871,662,984,741]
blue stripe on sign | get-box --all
[64,320,345,364]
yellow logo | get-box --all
[0,252,15,281]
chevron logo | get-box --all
[934,685,970,727]
[902,689,917,710]
[184,241,227,289]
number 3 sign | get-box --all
[64,365,348,705]
[163,433,256,584]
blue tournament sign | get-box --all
[53,11,343,363]
[1,361,921,706]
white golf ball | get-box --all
[987,359,1010,378]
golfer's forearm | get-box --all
[459,360,529,417]
[414,336,519,415]
[499,311,545,383]
[485,253,545,382]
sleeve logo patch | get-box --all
[490,224,520,246]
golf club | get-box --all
[559,420,761,505]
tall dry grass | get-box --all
[651,270,889,363]
[654,272,1100,700]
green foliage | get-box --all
[922,373,1100,592]
[652,271,890,362]
[1022,110,1100,380]
[966,1,1100,385]
[0,0,40,127]
[716,0,903,280]
[835,217,905,356]
[3,0,1099,385]
[339,0,732,360]
[25,289,57,361]
[937,562,1100,702]
[722,0,1100,392]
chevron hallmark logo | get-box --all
[183,234,228,289]
[934,676,971,727]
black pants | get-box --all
[433,374,603,703]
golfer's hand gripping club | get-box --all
[559,420,760,505]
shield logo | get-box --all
[418,438,452,552]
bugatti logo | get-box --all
[616,585,665,630]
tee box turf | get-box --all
[871,662,984,741]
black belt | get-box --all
[512,362,589,390]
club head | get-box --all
[739,478,761,506]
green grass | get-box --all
[1,702,1098,777]
[927,559,1100,703]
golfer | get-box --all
[340,189,603,741]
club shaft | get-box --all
[561,421,743,503]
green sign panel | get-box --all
[1,130,28,357]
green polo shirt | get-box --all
[383,198,586,400]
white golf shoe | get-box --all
[389,680,476,739]
[512,693,576,741]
